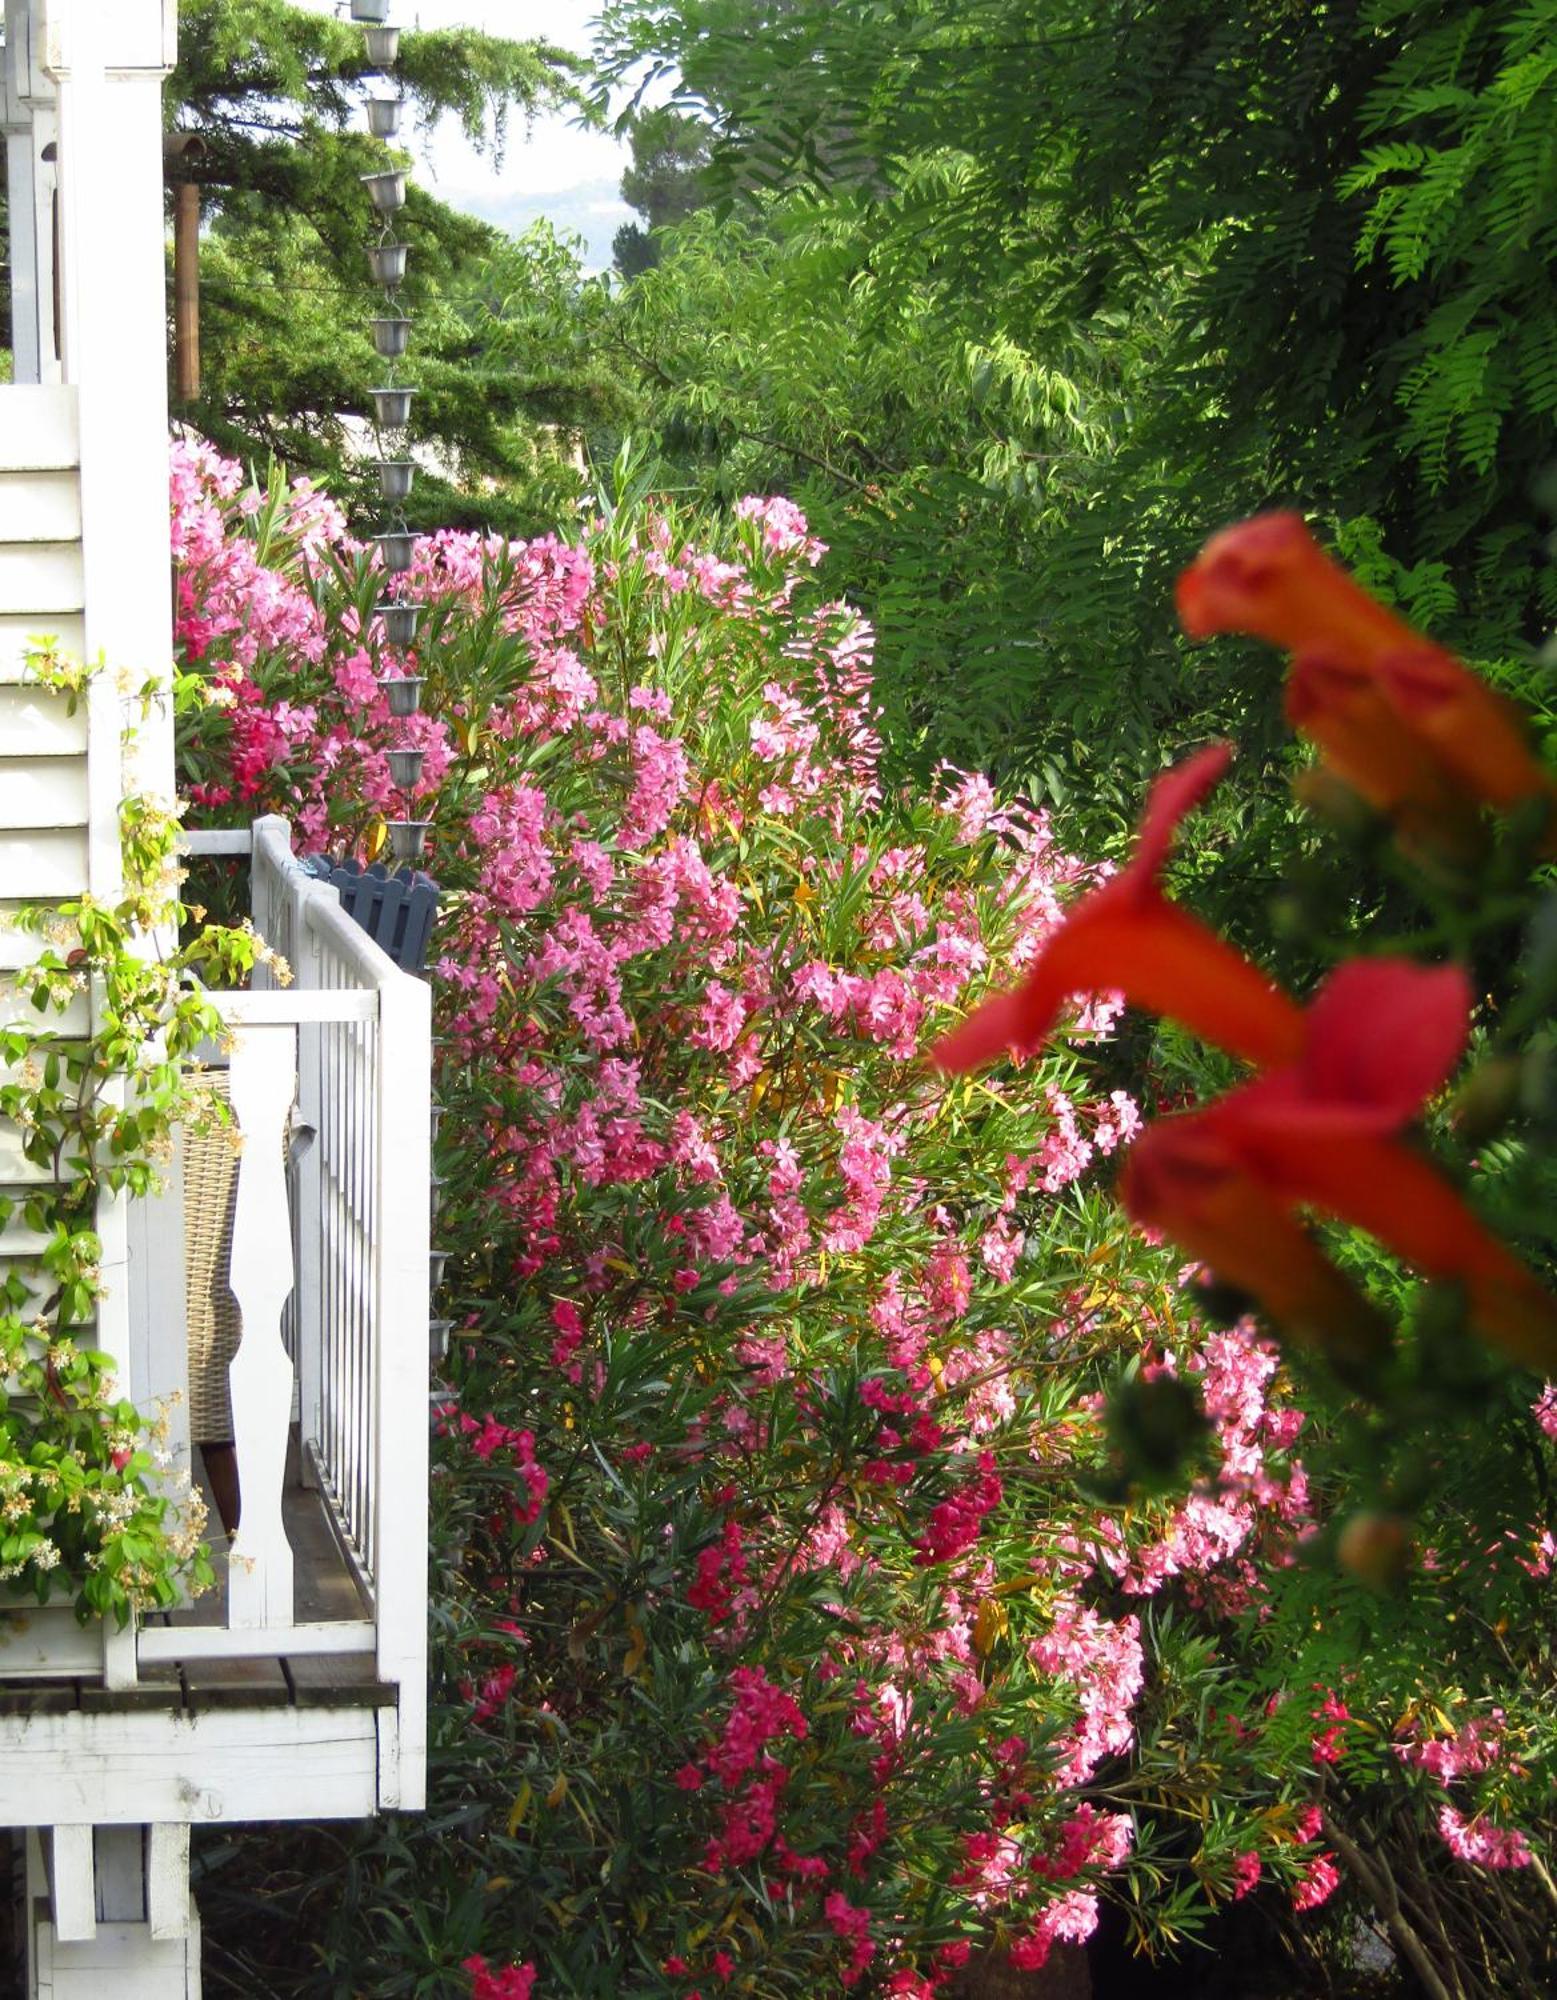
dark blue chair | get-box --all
[298,854,440,975]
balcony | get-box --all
[0,816,430,1973]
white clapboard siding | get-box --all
[0,828,89,898]
[0,1128,52,1182]
[0,910,56,972]
[0,469,82,543]
[0,387,81,473]
[0,681,88,754]
[0,1264,50,1316]
[0,754,89,828]
[0,615,87,683]
[0,544,86,618]
[0,976,89,1034]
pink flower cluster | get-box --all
[692,1668,811,1873]
[464,1957,537,2000]
[1438,1805,1532,1870]
[457,1413,549,1526]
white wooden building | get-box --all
[0,3,431,1993]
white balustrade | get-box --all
[223,1023,298,1630]
[0,819,430,1812]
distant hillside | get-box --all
[451,175,633,273]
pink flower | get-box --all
[913,1453,1003,1566]
[1292,1855,1340,1912]
[463,1956,537,2000]
[823,1892,876,1988]
[1230,1851,1262,1900]
[1438,1805,1532,1870]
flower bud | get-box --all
[1336,1511,1411,1591]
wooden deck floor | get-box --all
[177,1434,372,1629]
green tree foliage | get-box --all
[591,0,1557,830]
[168,0,596,530]
[613,104,714,274]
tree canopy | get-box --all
[166,0,598,529]
[584,0,1557,821]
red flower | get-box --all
[1122,959,1557,1372]
[1178,513,1554,826]
[930,745,1303,1074]
[1285,654,1479,850]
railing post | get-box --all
[224,1021,297,1630]
[1,1,57,385]
[372,970,430,1808]
[249,814,294,984]
[288,867,326,1483]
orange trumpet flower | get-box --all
[1177,513,1554,826]
[929,745,1304,1075]
[1284,654,1479,851]
[1122,959,1557,1373]
[1123,1117,1393,1370]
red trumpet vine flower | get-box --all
[930,745,1304,1076]
[1284,654,1480,851]
[1177,513,1555,827]
[1122,959,1557,1374]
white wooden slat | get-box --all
[0,543,86,616]
[146,1826,190,1944]
[0,912,48,971]
[223,1024,298,1632]
[0,1708,378,1825]
[375,1707,402,1812]
[94,1827,145,1923]
[34,1919,202,1998]
[0,975,90,1034]
[373,966,430,1807]
[0,681,88,755]
[291,880,326,1485]
[181,828,253,857]
[0,753,89,829]
[137,1620,377,1665]
[0,1610,105,1679]
[211,990,377,1027]
[0,1219,53,1258]
[125,1145,193,1558]
[0,1129,56,1181]
[0,613,87,683]
[0,468,82,542]
[0,1261,51,1316]
[0,387,80,472]
[49,1824,96,1942]
[0,826,88,896]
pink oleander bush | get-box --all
[172,445,1557,1998]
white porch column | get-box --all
[44,0,178,796]
[39,0,179,1391]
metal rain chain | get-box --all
[354,0,427,866]
[352,0,451,1386]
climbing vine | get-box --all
[0,646,260,1623]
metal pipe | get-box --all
[173,179,201,401]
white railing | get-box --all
[0,815,431,1808]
